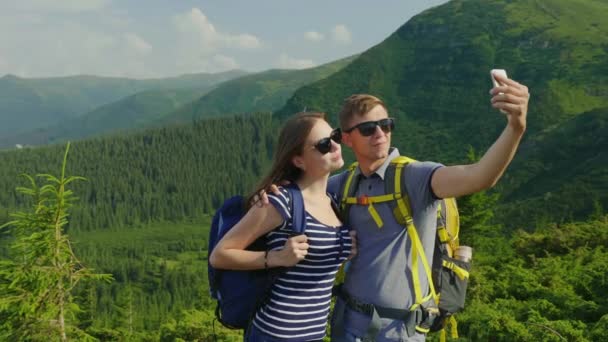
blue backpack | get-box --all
[207,184,306,329]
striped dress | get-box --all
[251,187,352,341]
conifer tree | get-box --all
[0,143,112,341]
[457,146,501,247]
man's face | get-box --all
[343,104,391,163]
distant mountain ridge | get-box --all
[0,70,247,137]
[0,56,355,149]
[0,88,206,148]
[159,55,357,125]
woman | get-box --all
[209,112,356,341]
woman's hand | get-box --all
[270,234,309,267]
[348,230,357,260]
[251,183,288,207]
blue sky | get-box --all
[0,0,449,79]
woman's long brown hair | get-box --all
[246,112,326,208]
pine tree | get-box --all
[0,143,113,341]
[457,146,501,247]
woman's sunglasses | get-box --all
[344,118,395,137]
[313,128,342,155]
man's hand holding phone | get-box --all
[490,69,530,132]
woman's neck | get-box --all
[296,173,329,198]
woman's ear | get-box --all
[292,155,306,171]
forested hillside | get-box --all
[1,150,605,340]
[0,113,277,232]
[497,107,608,228]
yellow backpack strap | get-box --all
[404,211,438,308]
[436,196,460,259]
[389,158,439,308]
[340,161,395,228]
[444,197,460,250]
[342,194,396,228]
[442,259,470,280]
[391,155,417,165]
[438,316,459,342]
[340,162,359,212]
[391,157,412,220]
[449,316,459,338]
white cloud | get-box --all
[124,33,152,54]
[174,8,261,51]
[12,0,109,13]
[304,31,324,42]
[277,53,315,69]
[211,54,239,71]
[331,24,352,44]
[170,8,261,75]
[174,8,220,48]
[0,6,247,78]
[226,33,261,49]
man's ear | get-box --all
[292,155,306,171]
[342,132,354,148]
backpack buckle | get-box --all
[357,195,369,205]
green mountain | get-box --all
[275,0,608,224]
[162,55,357,124]
[0,70,247,137]
[278,0,608,155]
[0,88,206,148]
[497,107,608,227]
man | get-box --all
[262,72,529,340]
[327,72,529,341]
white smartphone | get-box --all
[491,69,508,113]
[491,69,508,87]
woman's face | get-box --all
[295,119,344,176]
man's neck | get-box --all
[358,157,387,177]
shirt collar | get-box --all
[354,147,400,180]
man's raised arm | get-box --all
[431,74,530,199]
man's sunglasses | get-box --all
[344,118,395,137]
[313,128,342,154]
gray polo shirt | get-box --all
[328,148,443,341]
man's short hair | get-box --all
[338,94,387,130]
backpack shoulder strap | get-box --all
[341,162,360,200]
[387,156,439,307]
[385,156,415,225]
[338,162,360,225]
[284,184,306,234]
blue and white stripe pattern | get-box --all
[252,187,352,341]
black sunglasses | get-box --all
[313,128,342,154]
[344,118,395,137]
